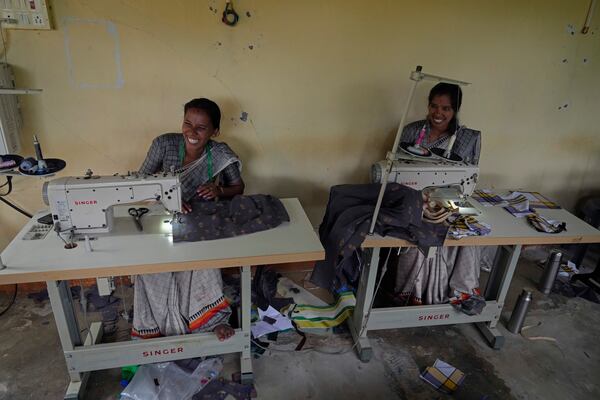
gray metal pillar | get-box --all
[239,266,253,383]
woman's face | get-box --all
[427,94,455,132]
[182,108,219,150]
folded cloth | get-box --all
[526,213,567,234]
[447,215,491,240]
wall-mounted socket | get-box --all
[32,13,43,25]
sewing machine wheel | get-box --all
[0,154,23,171]
[430,147,463,163]
[399,142,432,158]
[19,158,67,176]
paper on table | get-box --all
[251,305,294,339]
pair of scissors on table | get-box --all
[128,207,149,231]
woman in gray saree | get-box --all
[133,98,244,340]
[390,83,488,305]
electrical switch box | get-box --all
[1,0,52,30]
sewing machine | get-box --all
[371,156,482,215]
[42,171,182,234]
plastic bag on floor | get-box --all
[120,358,223,400]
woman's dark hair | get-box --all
[184,98,221,130]
[428,83,462,133]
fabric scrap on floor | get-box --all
[290,291,355,329]
[252,267,293,311]
[420,359,465,394]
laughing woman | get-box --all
[133,98,244,340]
[392,83,484,305]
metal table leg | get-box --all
[477,244,522,349]
[239,266,253,384]
[348,248,380,362]
[47,280,101,400]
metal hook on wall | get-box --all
[222,0,239,27]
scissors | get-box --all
[128,207,149,231]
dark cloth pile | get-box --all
[310,183,449,291]
[173,195,289,242]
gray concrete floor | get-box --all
[1,248,599,400]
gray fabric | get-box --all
[310,183,449,291]
[132,269,230,338]
[172,195,289,242]
[394,246,481,305]
[392,119,483,304]
[398,120,481,165]
[139,134,242,201]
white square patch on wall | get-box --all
[63,18,124,89]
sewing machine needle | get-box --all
[134,217,143,231]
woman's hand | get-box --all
[197,183,222,200]
[182,201,193,214]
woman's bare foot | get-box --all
[214,324,235,341]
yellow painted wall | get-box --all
[1,0,599,252]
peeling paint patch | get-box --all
[246,11,252,17]
[240,111,248,122]
[566,24,576,35]
[562,58,568,63]
[248,44,254,50]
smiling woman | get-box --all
[387,84,484,306]
[398,83,480,164]
[139,98,245,210]
[133,98,245,341]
